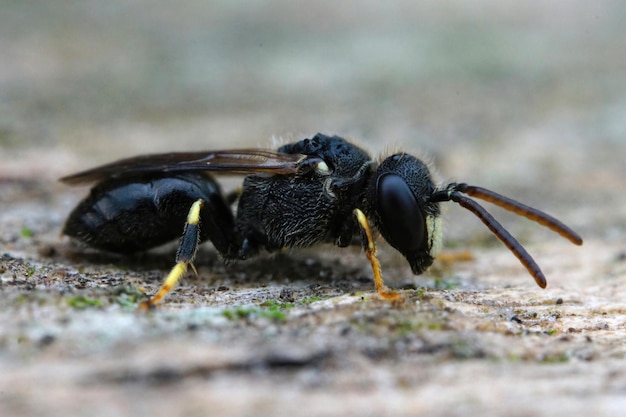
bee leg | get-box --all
[225,186,243,205]
[140,199,205,309]
[335,218,356,247]
[353,208,403,301]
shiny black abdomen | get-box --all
[63,173,233,254]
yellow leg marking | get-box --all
[353,208,403,301]
[139,199,205,310]
[187,199,203,225]
[140,263,188,309]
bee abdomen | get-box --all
[63,174,224,254]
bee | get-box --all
[60,133,583,307]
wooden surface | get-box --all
[1,2,625,416]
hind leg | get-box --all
[141,195,238,308]
[140,200,204,308]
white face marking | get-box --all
[426,215,443,258]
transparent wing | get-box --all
[60,149,307,185]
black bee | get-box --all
[61,133,583,306]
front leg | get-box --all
[353,208,403,301]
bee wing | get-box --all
[60,149,307,185]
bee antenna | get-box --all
[429,183,583,288]
[450,183,583,245]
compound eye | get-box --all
[376,174,427,255]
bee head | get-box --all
[367,153,442,274]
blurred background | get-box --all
[1,3,626,416]
[1,0,625,242]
